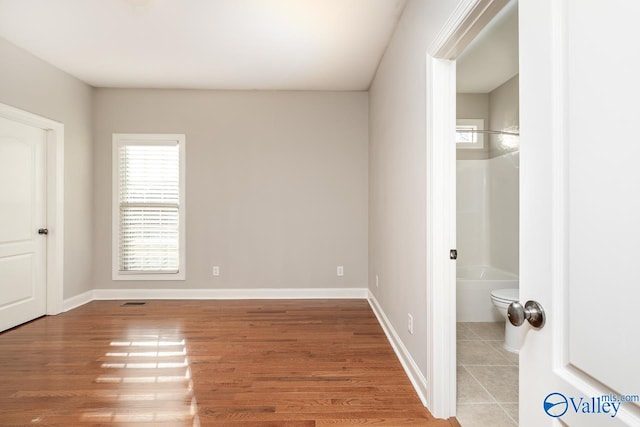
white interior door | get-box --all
[519,0,640,426]
[0,115,47,332]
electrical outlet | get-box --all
[407,313,414,334]
[375,274,379,288]
[337,266,344,277]
[212,266,220,276]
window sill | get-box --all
[112,272,186,281]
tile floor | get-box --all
[456,322,519,427]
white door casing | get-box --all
[426,0,510,418]
[0,102,64,326]
[519,0,640,425]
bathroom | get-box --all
[456,71,519,329]
[454,1,521,426]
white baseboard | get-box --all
[367,291,429,407]
[64,287,367,306]
[63,290,94,312]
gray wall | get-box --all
[489,74,519,158]
[488,74,519,274]
[456,93,490,160]
[93,89,369,290]
[0,38,93,300]
[457,75,519,159]
[368,0,460,379]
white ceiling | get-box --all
[456,1,518,93]
[0,0,407,90]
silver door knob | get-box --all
[507,300,545,328]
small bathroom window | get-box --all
[456,118,485,149]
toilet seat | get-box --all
[490,288,519,304]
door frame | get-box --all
[0,102,64,316]
[425,0,510,418]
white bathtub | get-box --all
[457,265,519,322]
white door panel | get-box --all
[0,255,34,307]
[0,135,35,242]
[520,0,640,425]
[0,116,46,331]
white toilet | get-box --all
[490,288,526,353]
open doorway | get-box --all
[424,0,519,423]
[454,1,520,425]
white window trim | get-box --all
[112,133,186,281]
[456,118,485,149]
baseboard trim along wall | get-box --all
[62,290,94,312]
[367,292,429,407]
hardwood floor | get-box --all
[0,299,456,426]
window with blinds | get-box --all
[112,134,186,280]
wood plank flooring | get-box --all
[0,299,456,426]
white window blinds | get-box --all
[118,142,180,273]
